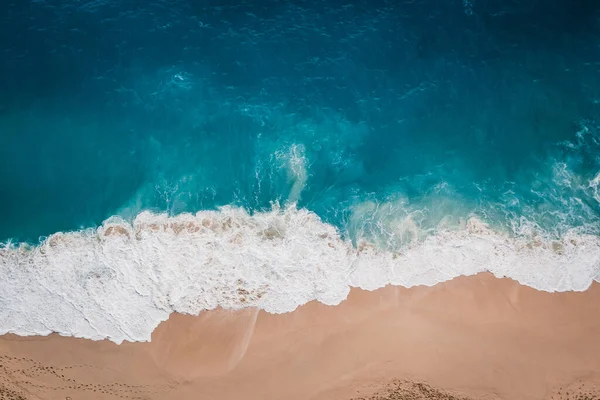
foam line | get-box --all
[1,206,599,343]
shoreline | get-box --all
[2,272,600,400]
[3,208,600,344]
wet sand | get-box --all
[1,273,600,400]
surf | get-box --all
[1,202,599,344]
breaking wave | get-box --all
[1,204,599,344]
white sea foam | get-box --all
[275,143,308,204]
[1,205,599,344]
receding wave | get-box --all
[1,205,599,344]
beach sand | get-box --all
[1,272,600,400]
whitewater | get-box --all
[2,194,600,344]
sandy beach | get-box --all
[1,272,600,400]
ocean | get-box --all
[1,0,599,343]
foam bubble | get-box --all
[1,205,599,344]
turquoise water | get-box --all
[2,0,599,243]
[1,0,600,342]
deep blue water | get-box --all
[1,0,600,245]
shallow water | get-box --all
[1,0,599,342]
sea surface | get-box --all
[1,0,600,343]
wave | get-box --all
[1,204,599,344]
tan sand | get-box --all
[1,272,600,400]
